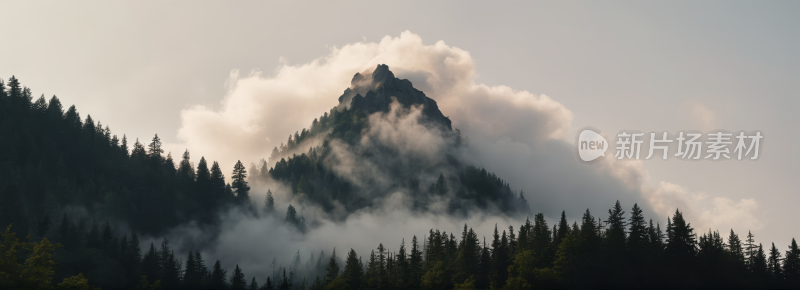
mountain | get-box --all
[340,64,452,130]
[257,64,530,219]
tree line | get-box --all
[0,76,257,238]
[6,200,798,289]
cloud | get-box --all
[685,100,717,131]
[648,181,763,233]
[600,158,763,232]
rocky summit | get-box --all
[338,64,452,130]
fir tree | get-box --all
[264,189,275,214]
[232,160,250,202]
[231,264,247,290]
[325,249,340,284]
[142,242,162,284]
[768,243,783,282]
[784,238,800,286]
[343,248,364,288]
[210,260,229,289]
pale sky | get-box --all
[2,1,798,249]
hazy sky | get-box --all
[2,2,798,248]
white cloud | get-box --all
[685,100,717,131]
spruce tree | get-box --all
[231,264,247,290]
[232,160,250,202]
[124,232,143,288]
[250,276,259,290]
[752,244,769,281]
[148,134,163,162]
[768,243,783,282]
[142,242,162,284]
[211,161,226,199]
[264,190,275,214]
[184,250,199,289]
[409,235,423,287]
[745,231,757,267]
[285,205,299,226]
[178,150,196,182]
[784,238,800,286]
[325,248,339,283]
[280,268,290,289]
[343,248,364,288]
[210,260,228,289]
[555,211,570,247]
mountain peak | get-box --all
[339,64,452,130]
[371,64,395,83]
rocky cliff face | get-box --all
[337,64,452,130]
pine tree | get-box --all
[148,134,163,162]
[297,175,307,195]
[377,243,388,287]
[210,260,229,289]
[724,229,748,283]
[325,248,339,284]
[285,205,299,226]
[142,243,162,284]
[264,276,273,290]
[184,250,199,289]
[250,276,259,290]
[396,239,408,287]
[768,243,783,282]
[555,211,570,247]
[454,225,480,285]
[264,190,275,214]
[178,150,196,182]
[280,268,290,289]
[531,213,552,267]
[745,231,757,267]
[232,160,250,202]
[605,201,628,255]
[784,238,800,286]
[343,248,364,288]
[197,157,212,198]
[752,244,768,281]
[728,230,745,264]
[231,264,247,290]
[409,235,423,288]
[211,161,226,200]
[665,209,698,287]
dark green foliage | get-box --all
[325,249,339,284]
[0,76,237,237]
[142,243,161,284]
[211,260,229,290]
[342,249,363,288]
[232,160,250,203]
[250,276,259,290]
[264,189,275,214]
[785,239,800,286]
[231,264,247,290]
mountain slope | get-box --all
[258,65,530,219]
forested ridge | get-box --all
[252,65,530,218]
[1,73,799,290]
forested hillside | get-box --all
[0,76,249,238]
[251,65,530,219]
